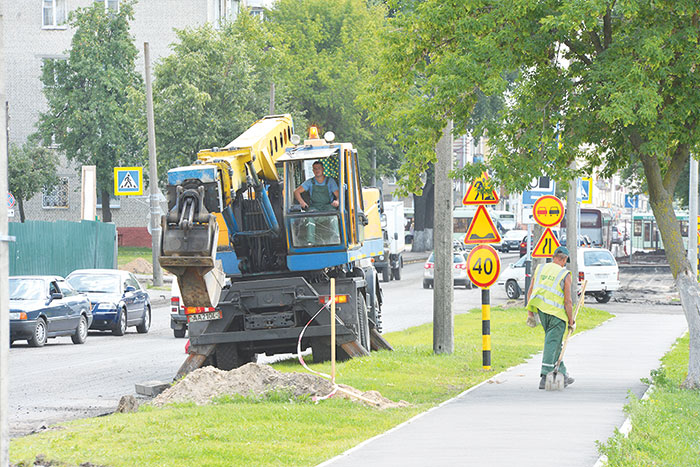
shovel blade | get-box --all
[545,371,565,391]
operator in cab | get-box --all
[293,160,340,212]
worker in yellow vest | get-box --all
[527,246,575,390]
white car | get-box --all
[497,248,619,303]
[423,252,473,289]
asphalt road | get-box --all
[5,252,532,438]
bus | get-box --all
[631,212,690,251]
[560,208,613,248]
[453,206,477,245]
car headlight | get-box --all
[96,302,117,311]
[9,312,27,320]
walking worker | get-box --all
[527,246,575,389]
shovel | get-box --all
[545,280,587,391]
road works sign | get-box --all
[532,228,561,258]
[466,245,501,288]
[463,205,502,245]
[462,172,499,205]
[532,195,564,227]
[114,167,143,195]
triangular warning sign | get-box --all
[462,172,499,205]
[532,228,561,258]
[119,172,138,190]
[463,205,502,245]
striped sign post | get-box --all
[481,289,491,369]
[466,245,501,370]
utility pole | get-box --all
[689,157,698,276]
[567,168,579,299]
[144,43,163,286]
[433,121,453,354]
[0,3,11,462]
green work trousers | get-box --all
[538,310,567,377]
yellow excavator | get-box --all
[159,115,391,376]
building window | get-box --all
[42,0,67,28]
[43,177,69,208]
[249,7,264,17]
[212,0,241,27]
[97,192,121,209]
[94,0,119,11]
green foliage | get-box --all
[153,13,301,181]
[371,1,700,197]
[266,0,403,183]
[8,136,60,222]
[599,333,700,466]
[37,0,145,214]
[10,306,610,466]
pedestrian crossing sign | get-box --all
[532,228,561,258]
[114,167,143,195]
[462,172,499,205]
[463,205,502,245]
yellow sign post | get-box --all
[466,245,501,370]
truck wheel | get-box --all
[214,343,253,371]
[173,328,186,338]
[423,280,429,289]
[311,338,350,363]
[595,292,611,303]
[391,266,401,281]
[381,267,389,282]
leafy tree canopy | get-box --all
[37,0,145,222]
[266,0,403,182]
[153,12,302,182]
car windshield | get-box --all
[67,274,120,294]
[453,254,465,263]
[505,230,526,240]
[583,250,616,266]
[9,278,45,300]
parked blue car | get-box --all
[9,276,92,347]
[66,269,151,336]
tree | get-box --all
[8,137,59,222]
[266,0,403,184]
[37,1,145,222]
[371,1,700,387]
[153,13,301,181]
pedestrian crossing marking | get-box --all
[114,167,143,195]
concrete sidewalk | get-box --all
[321,306,688,467]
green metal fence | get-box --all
[9,220,117,277]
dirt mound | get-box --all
[121,258,153,275]
[152,363,409,410]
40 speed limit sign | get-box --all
[466,245,501,289]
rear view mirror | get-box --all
[50,292,63,301]
[125,285,137,293]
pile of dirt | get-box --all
[152,362,409,410]
[121,258,153,275]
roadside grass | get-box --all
[10,306,611,467]
[116,246,152,269]
[598,333,700,466]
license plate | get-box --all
[187,310,222,323]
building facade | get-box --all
[4,0,271,245]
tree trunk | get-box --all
[101,189,112,223]
[412,178,435,252]
[18,198,25,223]
[641,154,700,388]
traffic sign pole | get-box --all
[482,288,491,370]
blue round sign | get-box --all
[7,192,16,208]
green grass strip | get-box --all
[11,306,610,467]
[116,246,152,269]
[598,333,700,466]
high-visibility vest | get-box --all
[527,262,570,322]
